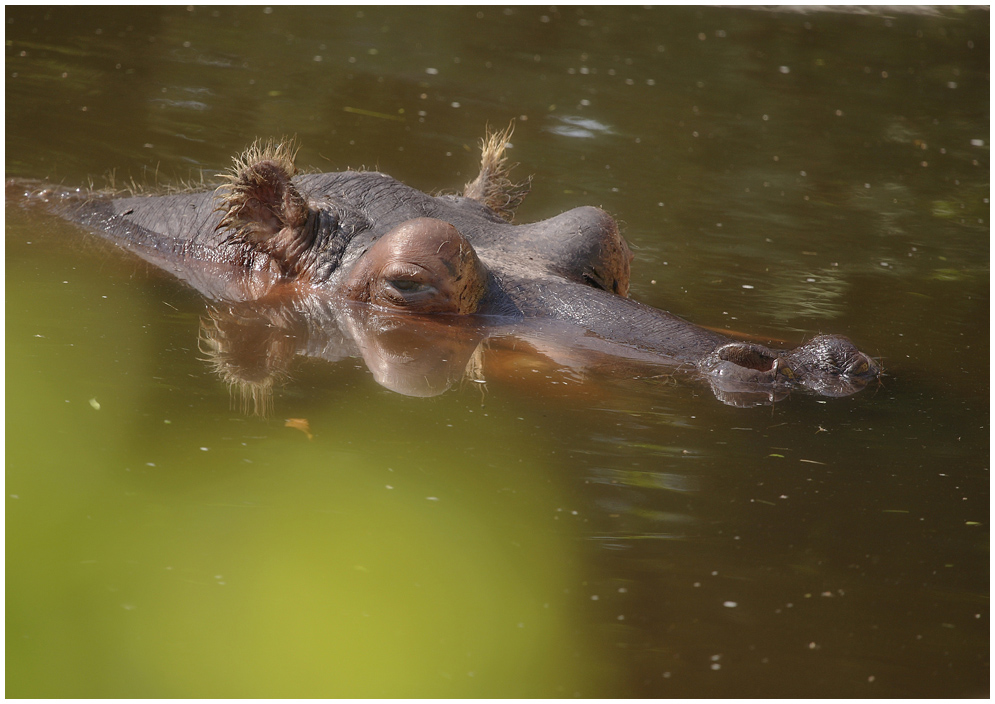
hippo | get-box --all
[13,126,880,408]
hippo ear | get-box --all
[215,140,310,246]
[462,123,531,222]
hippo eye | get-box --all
[387,279,431,294]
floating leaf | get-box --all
[284,418,314,440]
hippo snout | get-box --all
[698,335,881,404]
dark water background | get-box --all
[5,6,989,697]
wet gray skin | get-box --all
[9,128,880,406]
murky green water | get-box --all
[6,6,989,698]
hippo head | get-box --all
[44,125,879,408]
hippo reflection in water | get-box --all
[33,127,880,408]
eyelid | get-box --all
[388,279,429,292]
[381,263,436,294]
[383,262,429,279]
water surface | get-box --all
[6,6,989,698]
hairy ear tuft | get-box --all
[226,138,300,184]
[215,138,309,245]
[462,122,531,222]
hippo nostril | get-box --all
[715,343,779,372]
